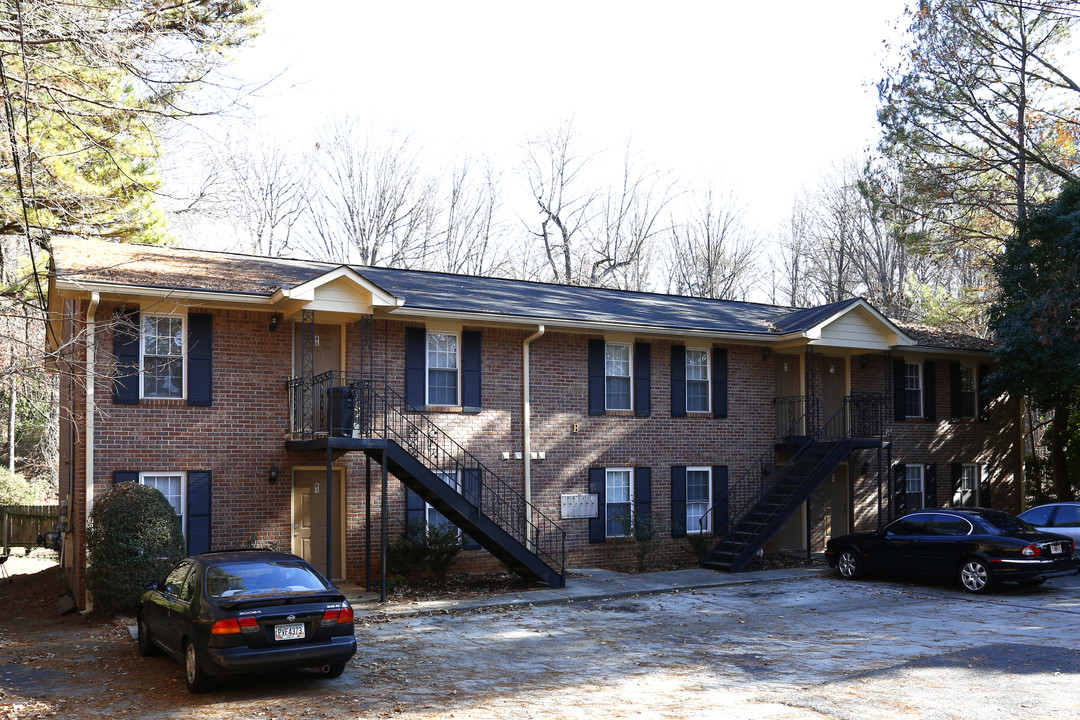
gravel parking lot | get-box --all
[2,561,1079,719]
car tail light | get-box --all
[1022,544,1043,557]
[211,616,260,635]
[321,603,354,627]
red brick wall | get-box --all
[61,302,1024,604]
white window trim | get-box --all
[605,467,635,538]
[139,471,186,538]
[904,362,923,418]
[425,331,461,407]
[140,310,187,400]
[605,342,634,412]
[685,347,711,414]
[905,464,925,510]
[686,466,712,534]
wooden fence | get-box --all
[1,505,60,551]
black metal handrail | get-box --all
[700,393,886,537]
[287,372,567,580]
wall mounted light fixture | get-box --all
[761,348,772,361]
[268,314,281,332]
[268,465,279,484]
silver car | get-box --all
[1018,503,1080,544]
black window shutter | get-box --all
[977,364,991,421]
[892,358,906,422]
[461,331,482,411]
[979,465,992,507]
[949,362,962,420]
[923,361,936,421]
[405,488,426,526]
[587,339,605,415]
[670,345,686,418]
[893,463,906,517]
[712,348,728,419]
[187,313,213,407]
[462,468,481,549]
[951,463,963,504]
[633,467,651,539]
[405,328,426,409]
[113,309,140,405]
[113,470,138,483]
[670,466,687,538]
[588,467,606,543]
[634,342,651,417]
[187,470,212,555]
[712,465,728,536]
[924,463,937,508]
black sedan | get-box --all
[137,550,357,692]
[825,508,1079,594]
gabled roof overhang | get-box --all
[771,299,916,353]
[271,266,402,322]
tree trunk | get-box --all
[1051,403,1073,501]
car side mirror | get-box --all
[143,579,160,592]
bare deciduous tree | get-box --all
[303,118,437,268]
[667,186,759,301]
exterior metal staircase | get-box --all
[287,372,567,589]
[700,394,885,572]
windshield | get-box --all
[205,561,332,598]
[974,509,1037,535]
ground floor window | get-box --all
[426,470,461,537]
[140,472,186,535]
[606,468,633,537]
[905,465,925,510]
[686,467,712,534]
[954,464,980,507]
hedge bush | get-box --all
[86,482,186,614]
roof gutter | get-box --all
[84,291,99,614]
[523,325,545,532]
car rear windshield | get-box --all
[206,561,332,598]
[975,510,1036,535]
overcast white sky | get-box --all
[199,0,910,247]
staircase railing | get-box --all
[288,372,567,580]
[700,393,885,537]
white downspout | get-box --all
[84,292,99,612]
[522,325,545,514]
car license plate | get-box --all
[1050,543,1063,555]
[274,622,305,641]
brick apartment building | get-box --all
[47,238,1022,609]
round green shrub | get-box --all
[86,482,186,614]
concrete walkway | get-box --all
[341,565,830,617]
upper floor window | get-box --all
[685,349,710,413]
[686,467,712,534]
[142,314,185,399]
[605,468,633,537]
[905,465,925,510]
[904,363,922,418]
[427,332,459,406]
[959,365,977,419]
[605,343,632,411]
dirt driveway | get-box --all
[2,560,1079,720]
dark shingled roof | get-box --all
[892,322,995,352]
[50,238,993,352]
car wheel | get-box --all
[136,610,160,657]
[837,549,863,580]
[184,641,213,693]
[1018,577,1047,587]
[959,557,995,594]
[317,661,347,679]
